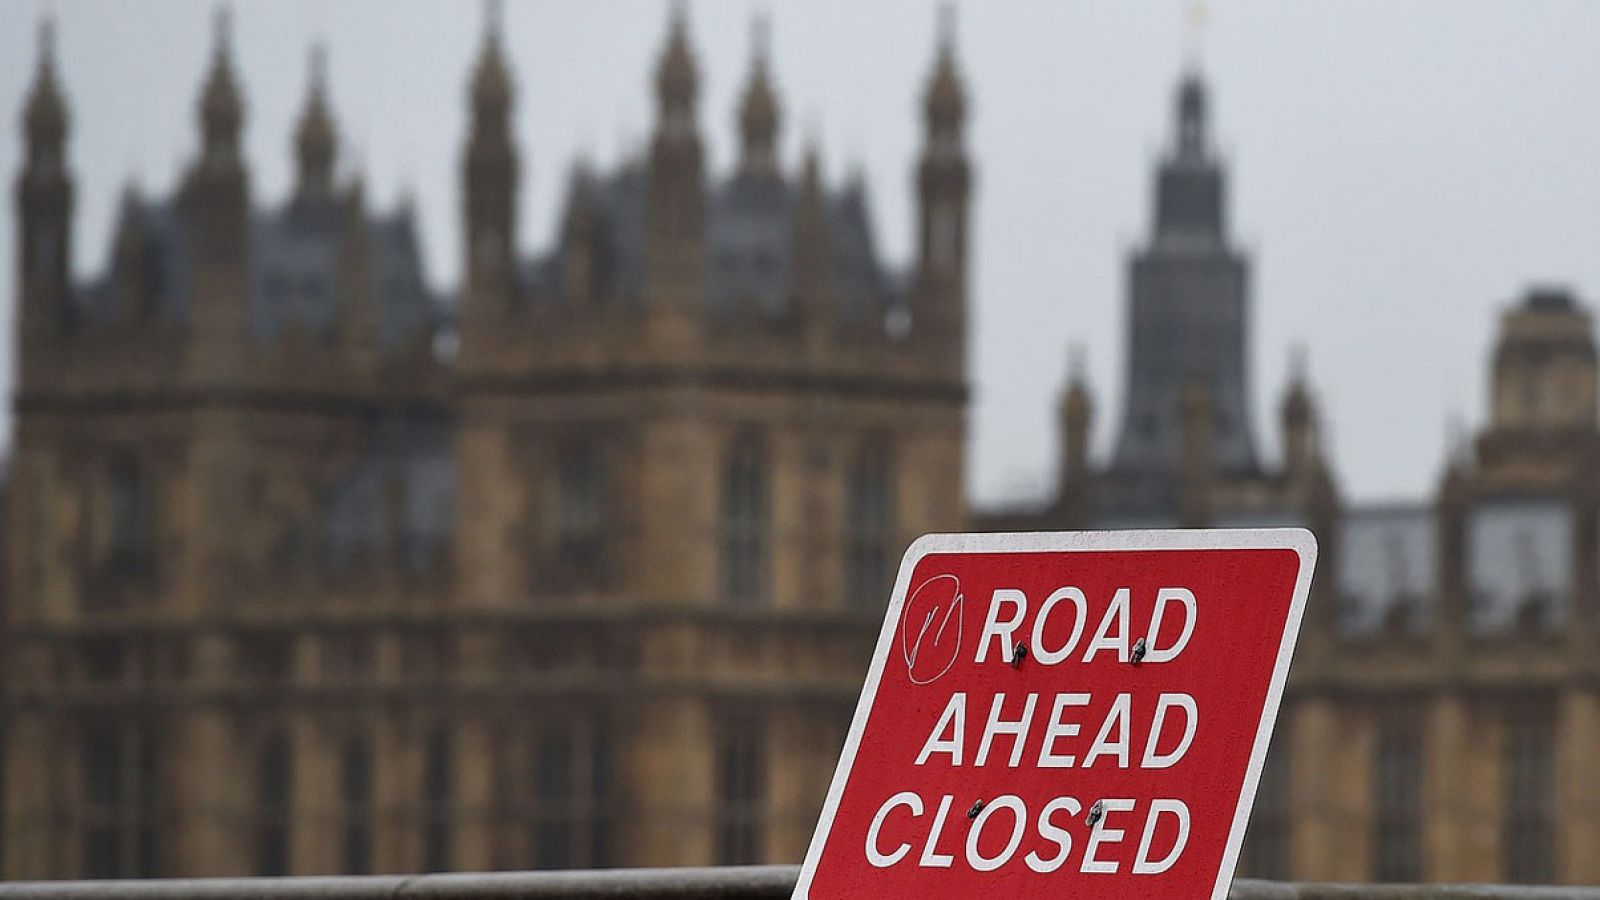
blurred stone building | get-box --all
[3,6,966,878]
[7,1,1600,889]
[981,73,1600,884]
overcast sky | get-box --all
[3,0,1599,507]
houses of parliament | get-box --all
[4,2,1598,887]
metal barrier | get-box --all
[1,868,1598,899]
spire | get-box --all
[1281,344,1318,475]
[1283,343,1312,418]
[470,0,511,130]
[198,5,243,167]
[792,138,831,334]
[1174,70,1208,161]
[113,177,146,259]
[1151,69,1224,241]
[461,0,519,308]
[114,179,151,319]
[294,42,337,202]
[915,1,971,318]
[1061,343,1094,493]
[644,0,706,326]
[736,13,781,179]
[183,2,251,366]
[655,0,699,138]
[23,15,68,168]
[799,139,822,196]
[923,3,965,152]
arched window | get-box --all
[1373,719,1423,882]
[1504,708,1554,883]
[257,733,291,876]
[528,719,615,870]
[533,727,574,869]
[845,442,896,608]
[714,712,766,865]
[720,434,769,606]
[422,729,452,872]
[83,722,160,878]
[98,453,158,604]
[555,439,609,587]
[341,737,372,875]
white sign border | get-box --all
[791,528,1319,900]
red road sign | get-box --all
[794,529,1317,900]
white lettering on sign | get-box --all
[975,589,1027,664]
[1083,587,1132,663]
[1143,694,1198,769]
[860,792,1192,876]
[1023,796,1082,873]
[919,794,956,868]
[915,693,966,766]
[970,585,1199,667]
[1133,799,1192,874]
[913,691,1199,771]
[1082,693,1132,769]
[868,585,1209,875]
[1030,587,1088,664]
[966,795,1028,872]
[1037,693,1091,768]
[975,693,1038,767]
[865,792,920,868]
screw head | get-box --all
[1086,799,1105,827]
[1009,642,1029,669]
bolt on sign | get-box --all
[794,529,1317,900]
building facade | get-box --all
[3,8,965,877]
[982,72,1600,885]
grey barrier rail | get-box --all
[0,867,1597,900]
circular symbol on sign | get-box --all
[901,573,964,685]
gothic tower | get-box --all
[1106,72,1256,518]
[183,9,250,380]
[460,2,517,336]
[914,10,970,363]
[14,17,73,367]
[644,2,706,347]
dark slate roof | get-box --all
[368,205,446,347]
[708,174,794,316]
[520,163,900,319]
[75,199,191,324]
[322,415,455,576]
[75,192,443,350]
[251,202,341,340]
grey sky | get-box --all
[3,0,1599,507]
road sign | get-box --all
[794,529,1317,900]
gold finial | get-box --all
[1185,1,1210,66]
